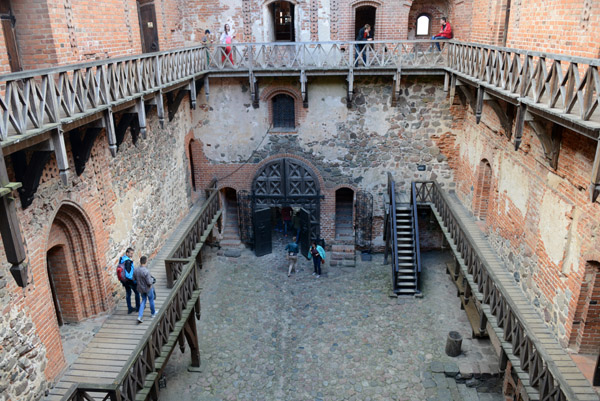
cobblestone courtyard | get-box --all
[158,241,503,401]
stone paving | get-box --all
[157,235,503,401]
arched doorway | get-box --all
[335,188,354,242]
[46,204,107,324]
[571,260,600,354]
[270,1,295,41]
[354,5,376,39]
[252,157,320,256]
[474,160,492,220]
[220,187,243,250]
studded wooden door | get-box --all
[253,158,320,248]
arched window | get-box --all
[474,160,492,220]
[416,15,430,36]
[272,94,295,128]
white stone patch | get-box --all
[539,190,572,266]
[318,0,331,41]
[498,158,529,217]
[111,186,152,246]
[561,209,582,275]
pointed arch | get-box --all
[473,159,493,220]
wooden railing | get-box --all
[165,187,220,288]
[385,173,400,294]
[448,42,600,124]
[61,191,221,401]
[414,180,577,401]
[205,40,446,71]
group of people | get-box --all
[285,238,326,278]
[354,17,452,64]
[202,24,235,65]
[118,247,157,323]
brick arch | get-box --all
[473,159,493,220]
[261,86,304,129]
[570,260,600,353]
[46,202,108,323]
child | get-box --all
[134,256,157,323]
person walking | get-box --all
[120,247,140,314]
[134,256,157,323]
[285,236,300,277]
[431,17,452,51]
[308,241,326,278]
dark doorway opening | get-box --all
[335,188,354,242]
[137,0,159,53]
[271,1,295,41]
[46,246,71,326]
[221,187,243,250]
[354,6,376,39]
[254,206,310,258]
[0,0,21,72]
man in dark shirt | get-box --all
[355,24,373,65]
[285,236,300,277]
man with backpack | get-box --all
[117,247,140,314]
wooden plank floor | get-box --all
[45,203,204,401]
[433,192,598,401]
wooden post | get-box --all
[445,331,462,357]
[0,155,26,268]
[184,307,202,371]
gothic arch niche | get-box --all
[188,139,201,191]
[571,260,600,353]
[335,187,354,242]
[473,159,492,220]
[252,157,321,255]
[46,203,108,325]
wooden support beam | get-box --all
[300,70,308,108]
[392,68,402,107]
[475,86,484,124]
[529,119,562,170]
[514,103,528,151]
[457,85,476,112]
[135,98,147,139]
[51,128,69,186]
[204,76,210,103]
[149,92,165,128]
[184,307,201,370]
[444,72,449,92]
[189,79,197,110]
[115,113,136,148]
[101,109,117,157]
[448,73,456,105]
[0,155,26,266]
[11,150,52,209]
[69,127,101,176]
[589,141,600,203]
[346,70,354,108]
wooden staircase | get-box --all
[394,204,419,295]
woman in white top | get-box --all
[220,24,235,65]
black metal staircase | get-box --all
[385,174,422,296]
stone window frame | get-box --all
[261,86,303,133]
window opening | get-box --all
[270,1,295,41]
[272,94,295,129]
[416,15,430,36]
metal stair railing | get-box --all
[385,172,400,294]
[410,182,422,294]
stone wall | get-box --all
[447,98,600,347]
[0,98,194,397]
[190,76,455,247]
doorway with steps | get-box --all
[220,187,244,251]
[332,188,356,267]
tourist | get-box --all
[285,236,300,277]
[431,17,452,51]
[281,206,293,237]
[120,247,140,314]
[134,256,157,323]
[355,24,373,65]
[220,24,235,65]
[308,241,326,278]
[291,208,301,239]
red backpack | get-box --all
[116,261,126,282]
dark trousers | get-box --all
[355,44,367,64]
[124,281,140,312]
[312,256,322,275]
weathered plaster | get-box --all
[498,158,529,217]
[539,189,571,266]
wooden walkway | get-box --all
[44,202,205,401]
[431,191,598,401]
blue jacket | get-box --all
[307,245,326,261]
[120,255,135,282]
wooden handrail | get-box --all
[413,180,591,401]
[386,173,400,294]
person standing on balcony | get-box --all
[355,24,373,65]
[431,17,452,51]
[220,24,235,66]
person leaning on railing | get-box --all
[355,24,373,66]
[431,17,452,51]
